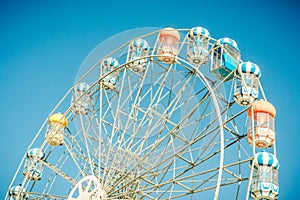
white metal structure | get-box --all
[6,27,277,200]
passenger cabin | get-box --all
[71,82,91,115]
[211,37,241,81]
[100,57,119,90]
[157,28,180,64]
[23,148,45,181]
[45,112,68,146]
[128,38,150,73]
[250,152,279,200]
[234,62,261,106]
[9,185,26,199]
[187,26,210,66]
[248,100,276,148]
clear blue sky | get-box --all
[0,0,299,199]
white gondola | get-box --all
[250,152,279,200]
[157,27,180,64]
[210,37,241,81]
[9,185,26,199]
[100,57,119,90]
[187,26,210,66]
[71,82,91,115]
[23,148,45,181]
[127,39,150,73]
[234,62,261,106]
[45,112,68,146]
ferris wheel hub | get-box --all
[68,175,107,200]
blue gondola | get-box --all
[211,37,241,81]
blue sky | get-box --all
[0,0,299,199]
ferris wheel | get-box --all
[6,27,279,200]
